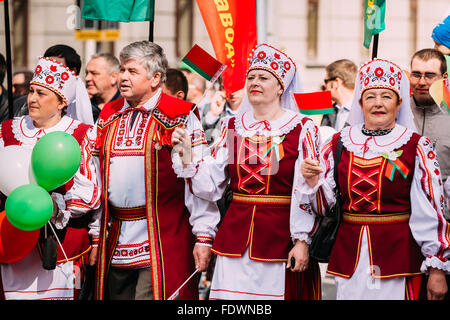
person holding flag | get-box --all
[299,58,450,300]
[171,43,322,300]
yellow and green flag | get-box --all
[81,0,155,22]
[363,0,386,49]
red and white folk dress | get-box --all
[296,123,450,299]
[174,109,322,300]
[0,115,101,300]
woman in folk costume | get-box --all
[300,58,450,300]
[0,57,101,300]
[172,44,322,300]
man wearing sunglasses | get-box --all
[410,48,449,220]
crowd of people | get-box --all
[0,15,449,301]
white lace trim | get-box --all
[11,116,79,148]
[234,109,305,138]
[340,123,414,155]
[420,256,450,274]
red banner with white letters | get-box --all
[196,0,257,96]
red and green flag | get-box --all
[81,0,155,22]
[182,44,226,83]
[292,91,334,115]
[363,0,386,49]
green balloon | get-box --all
[5,184,53,231]
[31,131,81,191]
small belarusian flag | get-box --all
[292,91,334,115]
[81,0,155,22]
[182,45,226,83]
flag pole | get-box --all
[3,0,14,119]
[371,33,379,60]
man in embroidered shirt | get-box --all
[91,41,219,300]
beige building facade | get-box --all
[0,0,449,92]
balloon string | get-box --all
[47,222,69,263]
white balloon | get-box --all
[0,146,35,196]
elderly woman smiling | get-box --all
[299,58,450,300]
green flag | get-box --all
[363,0,386,49]
[81,0,155,22]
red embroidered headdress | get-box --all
[30,57,94,125]
[247,44,297,91]
[358,58,403,97]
